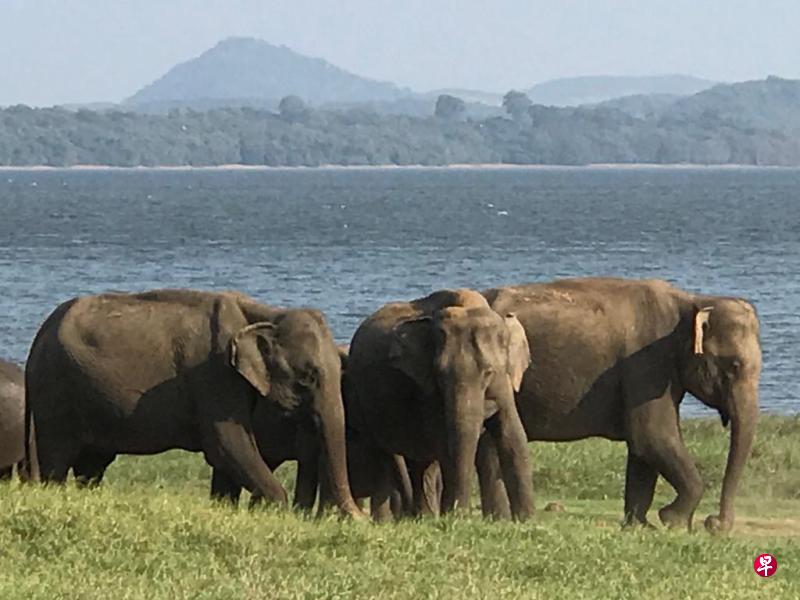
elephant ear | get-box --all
[693,307,714,355]
[504,313,531,392]
[388,316,435,392]
[230,322,276,397]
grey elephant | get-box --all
[214,344,413,520]
[477,277,761,533]
[0,359,24,479]
[24,289,364,519]
[346,288,534,520]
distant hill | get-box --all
[526,75,715,106]
[126,37,411,107]
[123,39,718,117]
[661,76,800,131]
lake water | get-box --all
[0,167,798,416]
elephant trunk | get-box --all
[390,454,415,514]
[442,384,483,513]
[705,382,759,533]
[315,382,365,520]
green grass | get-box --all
[1,416,798,599]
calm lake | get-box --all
[1,166,798,416]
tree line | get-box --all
[1,86,798,167]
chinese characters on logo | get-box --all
[753,553,777,577]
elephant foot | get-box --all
[340,502,369,522]
[513,508,534,523]
[704,514,732,535]
[621,513,655,530]
[658,505,692,531]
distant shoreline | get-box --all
[1,163,798,172]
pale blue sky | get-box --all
[1,0,797,106]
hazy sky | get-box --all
[1,0,798,106]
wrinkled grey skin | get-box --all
[347,289,534,520]
[214,345,413,520]
[478,278,762,533]
[0,359,24,479]
[24,289,364,519]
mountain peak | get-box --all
[126,37,408,107]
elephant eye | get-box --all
[298,367,319,388]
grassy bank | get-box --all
[1,416,797,599]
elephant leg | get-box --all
[622,450,658,527]
[475,432,512,519]
[371,499,393,522]
[425,462,443,515]
[389,488,404,518]
[34,419,79,484]
[439,456,456,515]
[649,440,704,530]
[72,449,116,488]
[293,427,319,512]
[408,459,441,517]
[316,459,333,516]
[625,377,703,530]
[484,404,534,521]
[368,454,401,522]
[369,485,393,523]
[211,467,243,505]
[0,466,12,481]
[628,411,703,529]
[203,420,288,506]
[294,457,318,513]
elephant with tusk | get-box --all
[477,277,762,533]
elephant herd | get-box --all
[0,277,762,533]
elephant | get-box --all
[24,289,364,519]
[346,288,534,520]
[0,359,24,479]
[214,344,413,521]
[476,277,762,533]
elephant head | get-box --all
[230,309,363,518]
[681,298,762,532]
[387,305,530,511]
